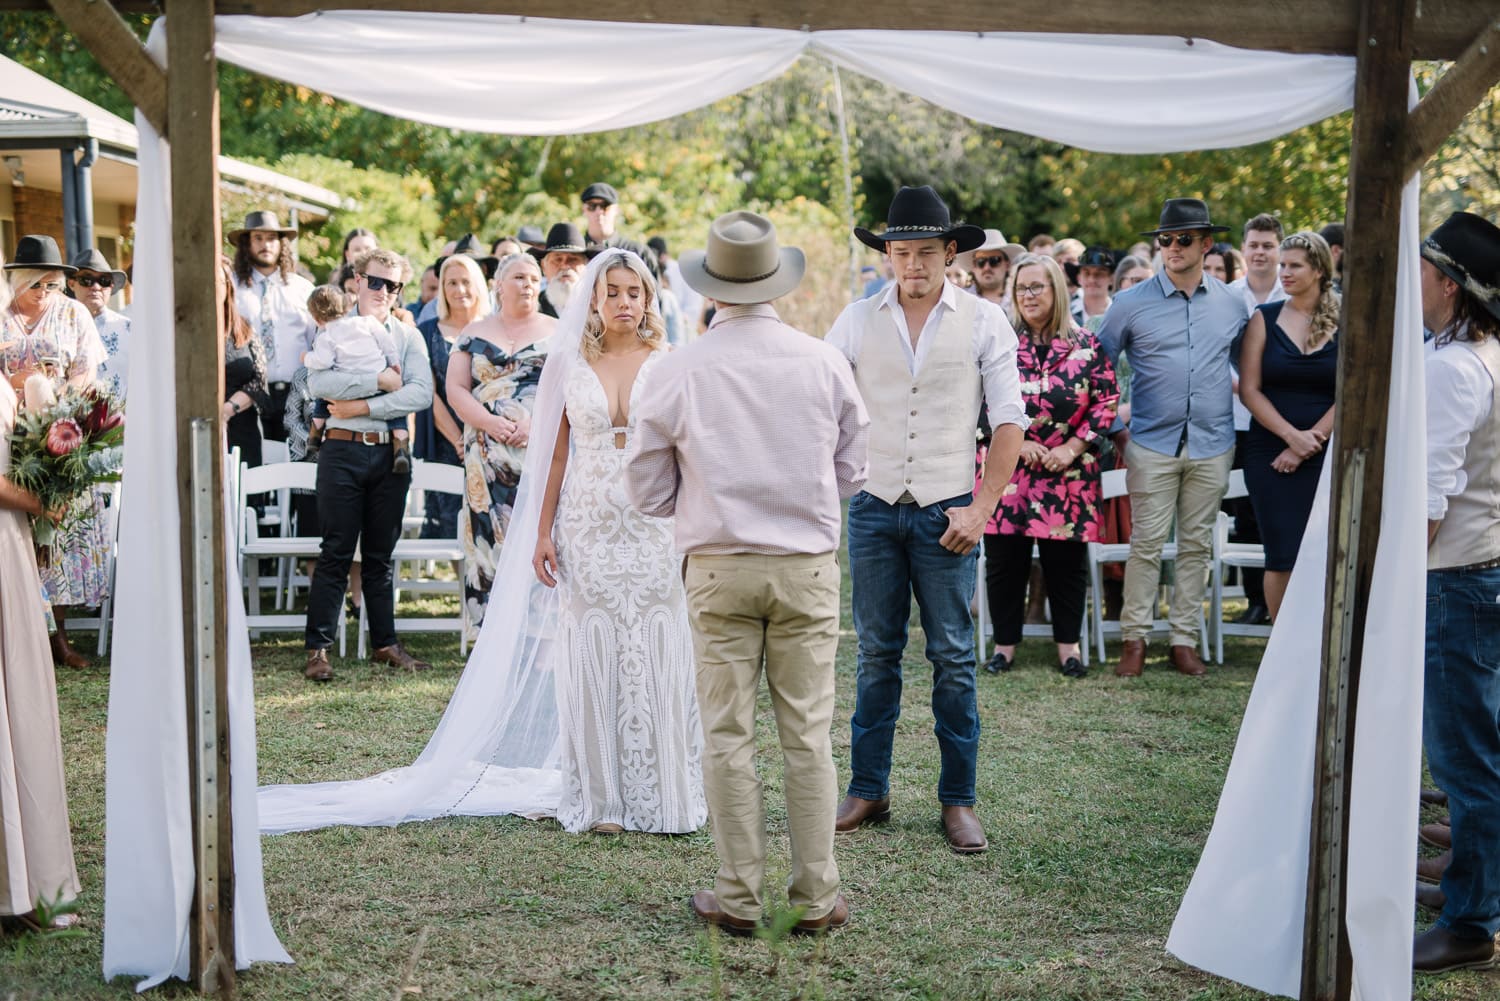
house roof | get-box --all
[0,53,344,218]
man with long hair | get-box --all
[229,210,316,444]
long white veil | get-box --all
[258,250,647,833]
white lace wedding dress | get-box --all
[551,350,706,834]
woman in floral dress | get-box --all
[978,253,1117,679]
[2,236,109,668]
[447,254,555,636]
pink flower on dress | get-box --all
[1026,509,1073,539]
[44,418,84,456]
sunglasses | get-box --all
[1015,283,1050,299]
[28,280,64,292]
[582,201,611,212]
[74,274,115,289]
[974,256,1009,269]
[1157,232,1205,248]
[361,273,404,295]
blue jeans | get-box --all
[1423,565,1500,940]
[846,491,979,806]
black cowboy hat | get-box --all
[1423,211,1500,322]
[515,224,546,248]
[227,210,298,243]
[528,223,595,262]
[855,186,986,254]
[1140,198,1231,237]
[5,234,75,274]
[69,248,127,286]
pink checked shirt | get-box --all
[624,303,870,555]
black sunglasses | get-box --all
[1157,232,1204,248]
[74,274,115,289]
[361,273,404,295]
[973,256,1009,269]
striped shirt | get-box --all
[625,303,869,555]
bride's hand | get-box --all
[533,537,560,587]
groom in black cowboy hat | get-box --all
[1097,198,1250,680]
[1413,209,1500,975]
[825,185,1027,854]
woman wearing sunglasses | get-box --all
[2,235,111,669]
[978,254,1118,679]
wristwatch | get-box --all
[227,399,242,414]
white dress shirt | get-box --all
[234,269,317,384]
[824,279,1028,430]
[1425,334,1496,520]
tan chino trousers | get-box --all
[1121,440,1233,647]
[684,551,842,923]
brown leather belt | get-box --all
[1437,554,1500,574]
[324,427,391,445]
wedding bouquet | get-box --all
[7,375,125,545]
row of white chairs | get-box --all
[232,449,470,658]
[974,467,1269,667]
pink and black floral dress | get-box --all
[978,326,1119,543]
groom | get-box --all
[626,211,869,935]
[826,186,1025,854]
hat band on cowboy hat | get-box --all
[854,185,986,255]
[69,248,127,286]
[1421,211,1500,321]
[680,210,805,306]
[1141,197,1231,236]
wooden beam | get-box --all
[1301,0,1414,998]
[1405,16,1500,176]
[166,0,235,994]
[4,0,1499,59]
[44,0,166,136]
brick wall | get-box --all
[13,186,65,245]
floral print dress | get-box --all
[1,299,112,612]
[981,327,1119,543]
[458,334,550,637]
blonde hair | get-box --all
[306,284,351,326]
[580,251,666,362]
[1008,254,1074,343]
[436,254,487,323]
[1052,238,1086,261]
[7,268,62,300]
[1281,230,1339,352]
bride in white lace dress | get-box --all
[533,250,706,834]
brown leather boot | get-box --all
[304,648,333,682]
[371,643,431,672]
[1418,823,1452,851]
[1114,638,1146,677]
[940,805,988,854]
[1417,850,1451,885]
[50,632,90,669]
[1169,644,1207,677]
[834,795,890,833]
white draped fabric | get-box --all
[101,12,1423,999]
[101,24,290,991]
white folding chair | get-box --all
[1211,471,1271,660]
[1086,468,1210,664]
[238,460,344,654]
[68,482,122,655]
[359,460,468,657]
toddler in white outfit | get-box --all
[304,312,411,471]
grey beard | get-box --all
[548,275,576,309]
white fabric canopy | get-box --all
[102,13,1421,998]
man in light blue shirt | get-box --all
[1097,198,1250,678]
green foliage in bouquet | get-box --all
[6,385,125,534]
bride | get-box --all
[258,249,704,836]
[532,249,704,834]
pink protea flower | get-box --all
[44,418,84,457]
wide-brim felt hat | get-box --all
[227,210,298,243]
[437,233,499,276]
[977,228,1026,261]
[515,224,546,248]
[7,234,75,274]
[679,210,805,305]
[1422,211,1500,321]
[529,222,596,261]
[69,248,126,286]
[855,185,986,255]
[1140,198,1231,236]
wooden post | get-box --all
[166,2,235,994]
[1300,0,1414,998]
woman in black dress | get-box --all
[219,258,269,467]
[1237,231,1338,621]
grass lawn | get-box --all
[2,579,1491,1000]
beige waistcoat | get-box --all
[1430,335,1500,571]
[853,291,983,507]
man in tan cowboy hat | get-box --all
[625,210,869,937]
[229,209,316,443]
[826,185,1026,856]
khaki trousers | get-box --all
[1121,440,1233,647]
[684,551,842,922]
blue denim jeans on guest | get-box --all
[1423,565,1500,940]
[846,491,980,806]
